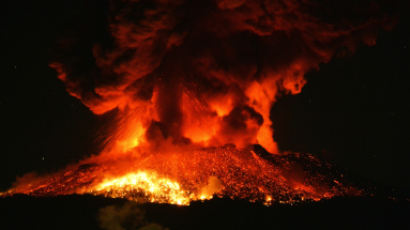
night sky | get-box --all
[1,0,410,229]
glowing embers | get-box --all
[92,171,193,205]
[2,145,357,206]
[91,172,223,205]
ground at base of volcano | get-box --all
[1,195,409,230]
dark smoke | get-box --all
[98,202,169,230]
[51,0,396,149]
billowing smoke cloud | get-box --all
[51,0,393,153]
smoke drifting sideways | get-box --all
[50,0,394,153]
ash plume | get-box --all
[51,0,394,153]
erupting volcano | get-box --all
[2,0,394,205]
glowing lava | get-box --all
[2,143,360,205]
[93,171,193,205]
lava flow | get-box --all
[2,0,394,205]
[3,142,357,205]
